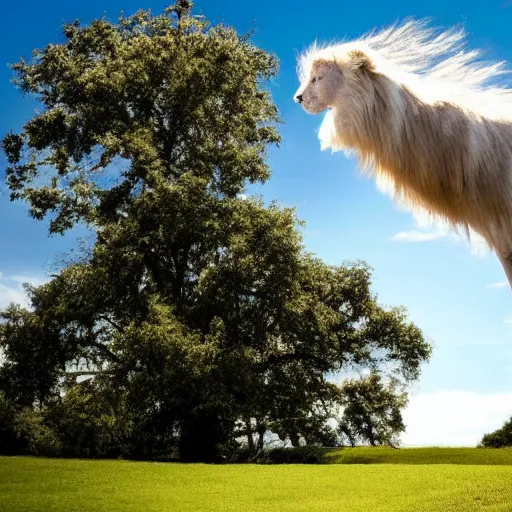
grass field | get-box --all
[2,448,512,512]
[323,446,512,465]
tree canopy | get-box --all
[0,2,432,461]
[480,416,512,448]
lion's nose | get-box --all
[295,94,303,103]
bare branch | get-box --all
[65,370,115,376]
[98,315,124,334]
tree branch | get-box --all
[263,352,330,372]
[90,340,122,364]
[98,315,124,333]
[65,370,115,376]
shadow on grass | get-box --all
[321,446,512,465]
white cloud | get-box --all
[7,275,49,287]
[389,208,490,257]
[504,317,512,324]
[391,230,448,242]
[488,281,509,289]
[401,390,512,447]
[390,226,489,257]
[0,273,49,310]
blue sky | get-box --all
[2,0,512,445]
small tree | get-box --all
[338,373,407,447]
[479,416,512,448]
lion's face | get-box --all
[294,60,343,114]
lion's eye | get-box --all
[311,77,317,83]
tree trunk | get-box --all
[245,416,255,452]
[256,422,265,451]
[289,431,301,448]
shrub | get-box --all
[265,446,326,464]
[479,417,512,448]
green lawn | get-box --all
[323,446,512,465]
[2,449,512,512]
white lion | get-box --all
[294,19,512,287]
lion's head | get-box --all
[294,50,376,115]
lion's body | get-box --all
[294,20,512,285]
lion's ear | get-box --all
[348,50,375,73]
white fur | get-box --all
[298,19,512,120]
[295,19,512,281]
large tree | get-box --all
[0,2,432,461]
